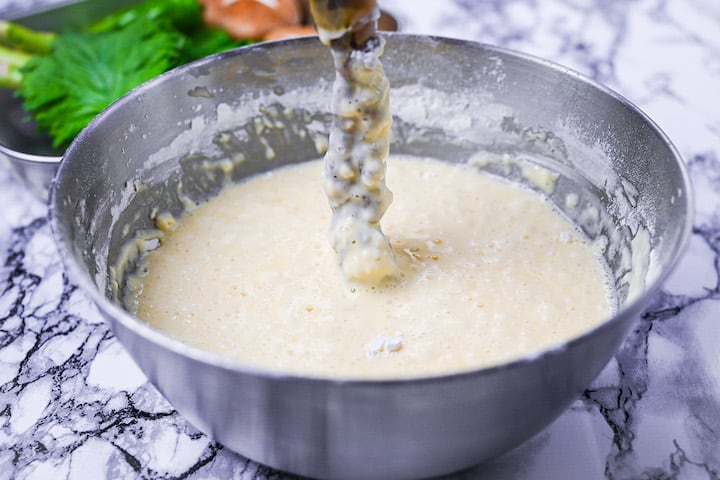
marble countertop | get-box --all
[1,0,719,478]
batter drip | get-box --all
[311,0,398,283]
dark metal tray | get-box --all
[0,0,144,199]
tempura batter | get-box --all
[313,0,398,283]
[136,156,615,379]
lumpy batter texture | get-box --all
[318,3,398,283]
[136,156,615,379]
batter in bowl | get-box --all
[135,156,615,379]
[133,0,615,379]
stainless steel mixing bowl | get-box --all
[49,35,692,479]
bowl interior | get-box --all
[55,35,689,325]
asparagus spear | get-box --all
[0,20,53,54]
[0,44,30,89]
[0,21,53,89]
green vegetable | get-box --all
[19,18,184,147]
[0,45,30,89]
[91,0,248,63]
[92,0,203,34]
[0,0,251,148]
[0,20,53,54]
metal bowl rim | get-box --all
[0,143,63,164]
[49,33,694,386]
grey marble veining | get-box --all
[1,0,720,478]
